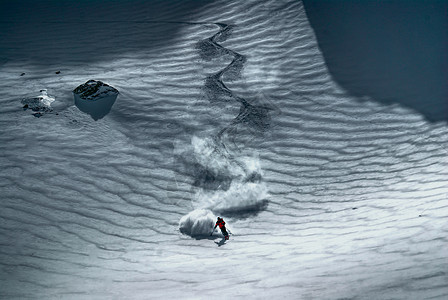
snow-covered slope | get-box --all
[0,0,447,299]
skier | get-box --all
[211,217,229,240]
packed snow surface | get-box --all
[0,0,447,299]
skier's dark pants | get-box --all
[220,227,228,237]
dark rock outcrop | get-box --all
[21,89,54,117]
[73,80,119,120]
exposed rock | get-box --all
[21,89,55,117]
[73,80,119,100]
[73,80,119,120]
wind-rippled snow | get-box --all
[0,0,447,299]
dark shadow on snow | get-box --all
[0,0,212,67]
[74,94,118,121]
[214,237,227,247]
[181,232,225,244]
[302,0,448,122]
[192,234,217,241]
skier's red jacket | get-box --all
[215,219,225,229]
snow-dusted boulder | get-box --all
[21,89,54,118]
[73,80,119,120]
[179,209,216,237]
[73,80,119,100]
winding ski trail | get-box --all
[198,23,276,152]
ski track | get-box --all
[0,0,448,299]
